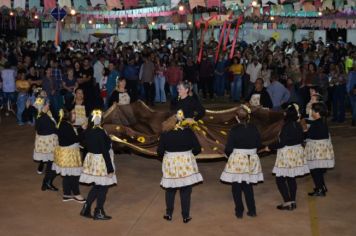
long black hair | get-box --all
[311,102,328,123]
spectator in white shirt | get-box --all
[1,63,17,116]
[246,57,262,98]
[93,55,105,85]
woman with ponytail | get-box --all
[80,109,117,220]
[52,109,85,203]
[220,105,263,219]
[265,103,309,210]
[304,102,335,196]
[33,97,59,191]
[157,110,203,223]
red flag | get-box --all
[215,21,227,63]
[229,16,243,59]
[223,23,232,51]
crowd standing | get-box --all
[0,36,355,125]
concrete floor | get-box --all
[0,115,355,236]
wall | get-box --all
[27,28,147,43]
[346,30,356,45]
[28,27,354,45]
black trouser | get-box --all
[165,185,192,218]
[86,185,109,209]
[143,82,155,105]
[63,176,80,196]
[201,77,214,99]
[276,176,297,202]
[310,168,326,189]
[43,161,57,185]
[126,80,139,102]
[232,182,256,215]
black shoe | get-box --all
[291,203,297,210]
[276,203,293,211]
[41,182,58,191]
[183,217,192,223]
[49,183,59,191]
[163,215,172,221]
[308,188,326,197]
[323,185,328,193]
[93,208,112,220]
[247,212,257,217]
[235,213,243,219]
[80,203,92,218]
[62,196,73,202]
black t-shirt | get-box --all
[225,124,262,156]
[27,74,40,81]
[80,67,94,88]
[157,128,201,158]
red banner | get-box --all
[215,21,227,63]
[223,23,231,51]
[229,15,243,59]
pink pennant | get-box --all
[124,0,138,9]
[44,0,56,10]
[207,0,221,8]
[106,0,122,9]
[189,0,206,9]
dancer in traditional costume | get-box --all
[157,110,203,223]
[220,105,263,218]
[265,103,309,210]
[80,110,117,220]
[53,109,85,203]
[175,80,205,121]
[304,102,335,197]
[66,88,89,131]
[33,97,59,191]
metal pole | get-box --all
[192,12,197,60]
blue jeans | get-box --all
[49,94,63,117]
[16,93,28,124]
[231,75,242,102]
[3,92,16,111]
[332,85,346,122]
[169,85,178,100]
[350,94,356,121]
[154,75,166,103]
[214,75,225,97]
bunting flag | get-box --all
[0,0,11,8]
[314,0,322,9]
[124,0,139,9]
[253,7,261,17]
[60,0,72,7]
[229,15,243,59]
[189,0,206,9]
[44,0,57,10]
[74,0,88,9]
[14,0,26,9]
[262,0,277,6]
[283,4,294,15]
[335,0,345,10]
[293,1,302,11]
[263,6,270,15]
[223,23,231,51]
[107,0,123,9]
[215,21,227,63]
[207,0,221,8]
[29,0,41,9]
[91,0,106,7]
[303,1,315,12]
[170,0,180,8]
[244,0,252,7]
[155,0,170,5]
[321,0,333,10]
